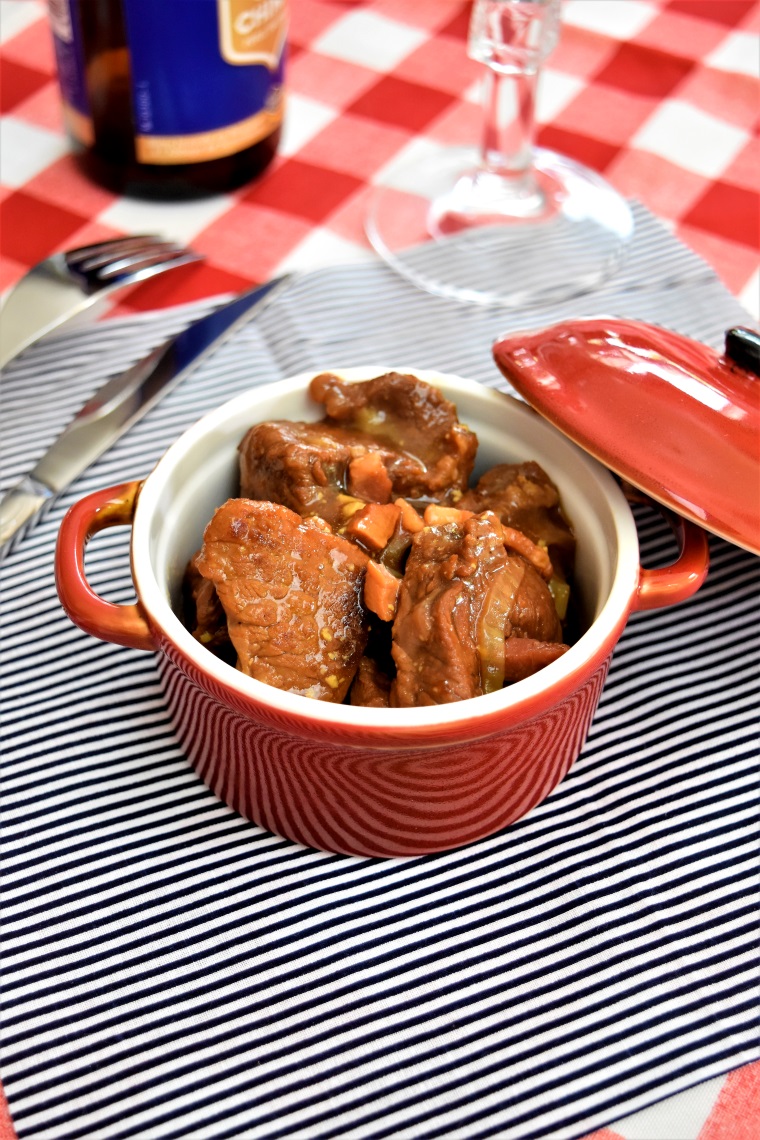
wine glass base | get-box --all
[366,147,634,307]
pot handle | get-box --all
[55,480,155,651]
[627,489,710,612]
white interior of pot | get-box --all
[133,368,640,729]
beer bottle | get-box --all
[48,0,286,198]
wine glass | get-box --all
[365,0,634,307]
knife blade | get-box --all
[0,274,291,559]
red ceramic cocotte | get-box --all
[56,368,709,857]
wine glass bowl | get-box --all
[366,0,634,307]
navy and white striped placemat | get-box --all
[2,205,758,1140]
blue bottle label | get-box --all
[124,0,286,164]
[49,0,286,166]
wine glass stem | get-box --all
[479,65,538,180]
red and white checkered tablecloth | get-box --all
[1,0,758,318]
[1,2,758,1139]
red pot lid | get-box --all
[492,320,760,555]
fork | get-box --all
[0,234,203,370]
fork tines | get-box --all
[65,235,201,285]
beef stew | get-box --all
[183,371,576,706]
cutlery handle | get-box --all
[0,475,54,559]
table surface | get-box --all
[1,2,758,1139]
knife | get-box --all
[0,275,291,559]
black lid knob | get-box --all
[724,327,760,377]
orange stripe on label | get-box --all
[135,100,282,165]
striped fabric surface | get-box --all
[2,205,758,1140]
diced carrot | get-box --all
[364,560,401,622]
[500,525,553,579]
[394,497,424,533]
[423,505,474,527]
[347,452,392,503]
[345,502,401,552]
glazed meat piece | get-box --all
[507,553,564,643]
[459,461,575,577]
[183,551,232,656]
[391,514,565,707]
[239,373,477,531]
[502,639,568,683]
[239,420,399,528]
[194,500,369,702]
[391,516,503,706]
[349,656,392,708]
[311,371,478,500]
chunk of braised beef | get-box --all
[350,657,392,708]
[502,639,569,683]
[194,499,368,702]
[459,461,576,578]
[183,551,234,661]
[239,420,401,528]
[390,514,566,707]
[239,373,477,533]
[508,556,564,643]
[390,515,505,707]
[310,371,478,500]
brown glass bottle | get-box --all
[52,0,284,199]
